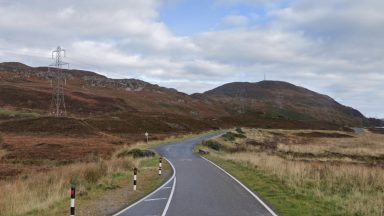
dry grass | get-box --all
[219,152,384,215]
[235,128,384,162]
[0,130,215,216]
[277,130,384,157]
[0,156,135,216]
[207,128,384,216]
[0,149,6,159]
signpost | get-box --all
[145,132,149,144]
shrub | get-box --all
[222,132,235,141]
[117,149,155,158]
[222,131,246,141]
[203,140,222,151]
[235,127,245,134]
[236,133,246,138]
[126,149,143,158]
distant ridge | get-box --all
[0,62,370,127]
[195,80,364,125]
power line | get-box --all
[49,46,69,117]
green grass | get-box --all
[112,171,130,180]
[202,154,346,216]
[140,156,159,167]
[0,109,40,118]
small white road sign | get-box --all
[145,132,149,144]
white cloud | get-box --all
[57,7,75,19]
[0,0,383,117]
[222,15,250,27]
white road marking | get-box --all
[112,157,176,216]
[144,198,168,202]
[201,156,279,216]
[161,158,176,216]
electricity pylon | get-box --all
[49,46,69,117]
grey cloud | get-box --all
[0,0,383,117]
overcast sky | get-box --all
[0,0,383,118]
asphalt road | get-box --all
[114,132,277,216]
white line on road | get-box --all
[161,158,176,216]
[201,157,279,216]
[144,198,168,202]
[112,157,176,216]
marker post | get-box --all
[70,185,76,216]
[159,157,162,176]
[133,167,138,191]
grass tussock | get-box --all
[203,128,384,216]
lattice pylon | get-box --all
[49,46,69,117]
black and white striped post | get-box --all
[133,167,138,191]
[158,157,162,176]
[70,185,75,216]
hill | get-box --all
[194,81,364,126]
[0,62,369,127]
[0,62,373,180]
[0,62,225,117]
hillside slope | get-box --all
[194,81,364,125]
[0,62,226,117]
[0,62,368,127]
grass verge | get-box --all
[0,152,170,216]
[194,127,384,216]
[203,154,343,216]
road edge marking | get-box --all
[144,198,168,202]
[112,157,176,216]
[161,158,176,216]
[201,156,279,216]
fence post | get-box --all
[159,157,162,176]
[70,185,75,216]
[133,167,138,191]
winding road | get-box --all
[113,132,278,216]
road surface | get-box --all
[114,132,277,216]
